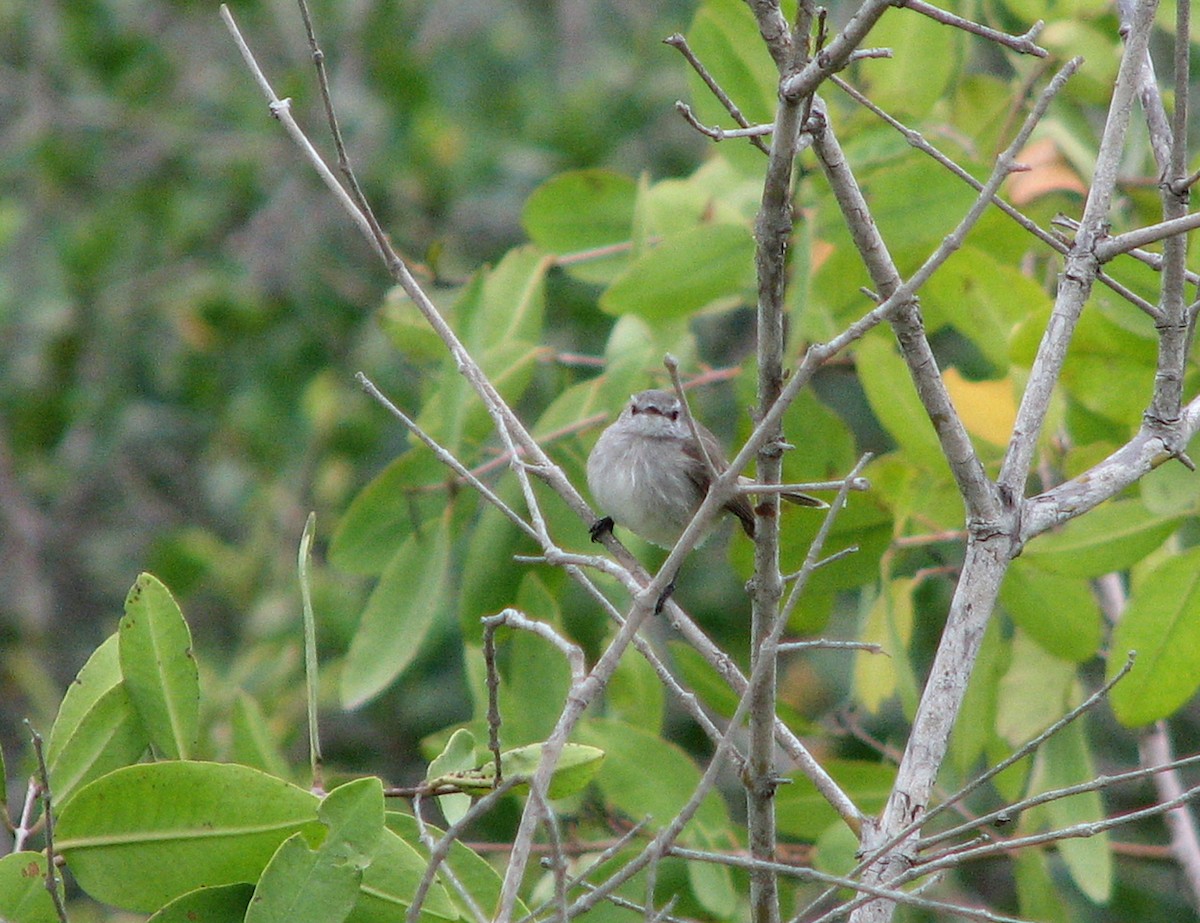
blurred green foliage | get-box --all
[0,0,700,773]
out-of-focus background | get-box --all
[0,0,701,769]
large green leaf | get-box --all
[1109,546,1200,726]
[859,6,959,119]
[386,812,518,922]
[1021,501,1182,578]
[999,561,1101,662]
[522,170,636,284]
[244,778,385,923]
[245,834,361,923]
[119,573,200,760]
[345,827,458,923]
[600,223,756,320]
[996,633,1074,745]
[57,762,322,912]
[685,0,779,174]
[341,515,453,709]
[328,449,448,576]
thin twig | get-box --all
[27,724,68,923]
[898,0,1047,56]
[669,846,1034,923]
[355,374,538,541]
[482,618,505,787]
[663,33,771,154]
[674,102,775,142]
[665,354,718,477]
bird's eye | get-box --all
[667,410,679,421]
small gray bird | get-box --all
[586,389,826,549]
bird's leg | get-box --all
[589,516,614,543]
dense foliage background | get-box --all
[1,0,700,775]
[4,0,1200,920]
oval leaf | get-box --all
[346,828,458,923]
[600,224,755,320]
[244,834,360,923]
[341,516,453,709]
[521,170,636,254]
[119,573,200,760]
[1109,546,1200,726]
[57,762,321,912]
[999,561,1101,662]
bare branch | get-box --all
[898,0,1047,56]
[998,0,1160,501]
[674,101,775,143]
[663,33,771,154]
[1095,211,1200,261]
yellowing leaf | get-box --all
[943,368,1015,447]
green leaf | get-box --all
[685,0,778,174]
[346,827,458,923]
[320,777,385,869]
[426,728,476,826]
[1021,501,1182,578]
[686,824,736,917]
[600,224,755,320]
[996,633,1074,745]
[1109,546,1200,726]
[46,633,149,808]
[1013,850,1068,923]
[496,583,573,748]
[329,449,448,576]
[469,245,550,350]
[856,333,945,471]
[574,719,729,833]
[46,631,123,763]
[923,245,1053,372]
[386,812,512,921]
[607,647,665,735]
[999,561,1101,662]
[949,616,1008,774]
[231,691,292,780]
[854,578,916,714]
[433,742,605,800]
[146,883,255,923]
[341,516,453,709]
[859,5,959,118]
[118,573,200,760]
[0,852,59,923]
[776,760,896,840]
[46,684,149,811]
[522,170,636,284]
[244,834,360,923]
[57,762,322,913]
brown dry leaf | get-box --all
[1005,137,1088,206]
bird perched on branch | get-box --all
[587,389,826,549]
